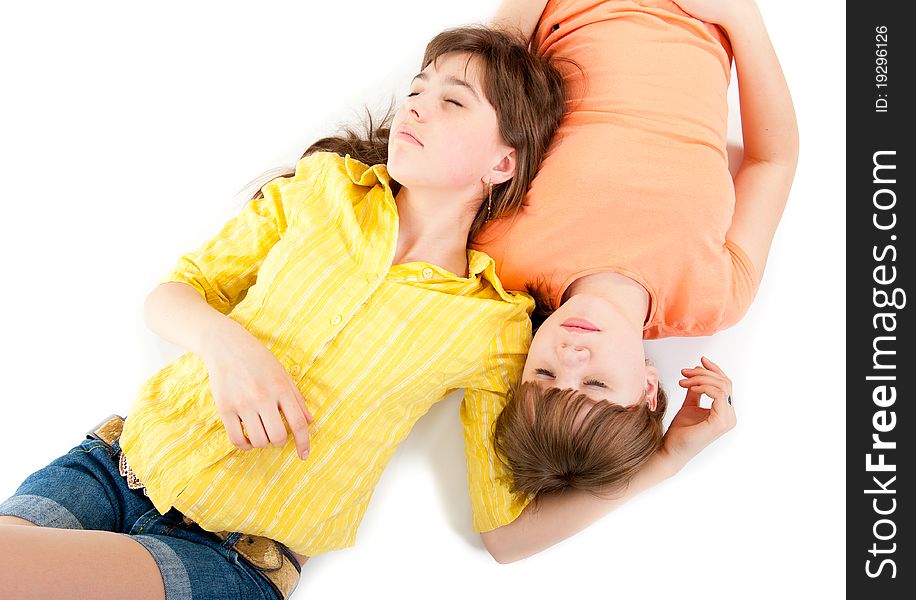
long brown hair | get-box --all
[493,380,669,507]
[244,24,578,243]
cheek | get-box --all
[448,115,501,157]
[428,151,488,189]
[458,121,500,155]
[528,324,553,354]
[618,347,648,396]
[523,332,552,375]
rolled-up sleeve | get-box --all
[460,308,534,532]
[160,153,330,314]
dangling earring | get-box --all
[486,180,493,221]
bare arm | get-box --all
[144,281,246,358]
[490,0,550,46]
[717,1,800,283]
[483,358,735,563]
[481,447,681,563]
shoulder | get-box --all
[284,152,395,211]
[289,151,341,184]
[288,150,382,185]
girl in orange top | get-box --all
[474,0,798,562]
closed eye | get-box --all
[535,368,607,388]
[406,92,463,106]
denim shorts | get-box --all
[0,435,285,600]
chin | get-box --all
[385,152,408,181]
[386,157,436,190]
[560,293,612,316]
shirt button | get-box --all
[422,267,434,280]
[330,314,342,325]
[289,364,301,376]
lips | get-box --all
[396,127,423,146]
[560,318,600,332]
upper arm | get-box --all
[158,180,290,314]
[461,379,531,535]
[479,526,512,564]
[490,0,551,45]
[725,156,798,285]
[158,152,332,314]
[460,309,533,534]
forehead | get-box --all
[422,52,485,85]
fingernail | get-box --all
[301,450,309,460]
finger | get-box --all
[279,393,312,460]
[680,367,715,377]
[709,385,736,427]
[682,386,707,407]
[294,387,315,425]
[687,384,727,406]
[217,407,252,450]
[678,375,727,389]
[239,409,269,448]
[260,407,289,448]
[700,356,727,377]
[680,369,729,393]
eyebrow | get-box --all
[410,72,481,103]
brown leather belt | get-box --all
[86,414,301,600]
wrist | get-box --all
[719,0,763,35]
[654,446,688,479]
[195,312,241,362]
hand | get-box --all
[670,0,759,28]
[199,320,314,460]
[660,356,736,469]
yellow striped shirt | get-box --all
[118,151,534,555]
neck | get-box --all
[562,272,650,329]
[392,184,476,275]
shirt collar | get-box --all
[466,249,493,278]
[468,249,532,309]
[344,154,392,190]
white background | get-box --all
[0,1,844,598]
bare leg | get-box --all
[0,524,166,600]
[0,516,38,527]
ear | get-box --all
[486,148,516,186]
[644,365,660,412]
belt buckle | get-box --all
[213,531,301,599]
[85,414,126,448]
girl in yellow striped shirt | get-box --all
[0,24,570,600]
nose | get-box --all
[556,343,589,367]
[404,95,424,121]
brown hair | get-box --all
[493,380,669,506]
[244,24,578,243]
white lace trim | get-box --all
[118,451,150,497]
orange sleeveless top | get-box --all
[471,0,758,338]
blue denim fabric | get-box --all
[0,435,285,600]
